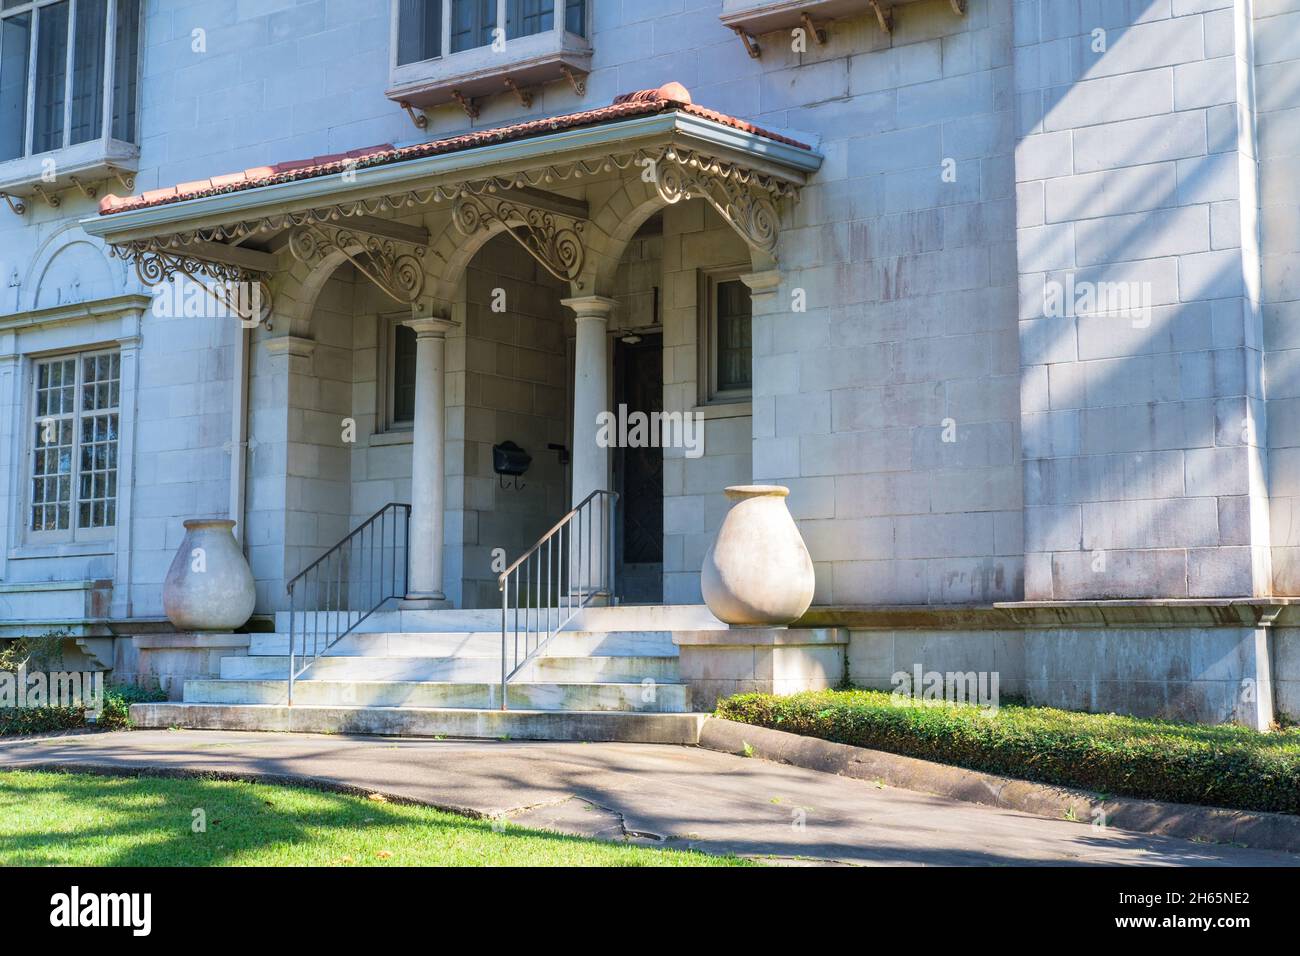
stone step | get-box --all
[183,678,689,712]
[271,604,727,635]
[247,629,679,658]
[129,702,706,743]
[221,654,681,683]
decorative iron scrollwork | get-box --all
[287,223,426,304]
[109,241,274,327]
[452,192,585,285]
[652,149,781,258]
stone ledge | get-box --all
[799,599,1300,631]
[672,626,844,646]
[698,718,1300,855]
[132,632,252,650]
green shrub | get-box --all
[0,683,167,737]
[716,689,1300,815]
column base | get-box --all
[399,595,453,610]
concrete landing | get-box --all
[2,729,1296,867]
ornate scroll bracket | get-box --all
[287,222,427,305]
[651,148,784,261]
[110,241,274,328]
[452,191,586,287]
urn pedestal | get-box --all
[701,485,815,627]
[162,518,256,632]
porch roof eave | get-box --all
[78,110,824,246]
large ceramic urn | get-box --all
[701,485,815,626]
[163,519,256,631]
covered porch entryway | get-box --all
[83,83,820,620]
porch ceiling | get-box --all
[78,83,822,305]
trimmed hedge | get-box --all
[0,684,167,737]
[716,689,1300,816]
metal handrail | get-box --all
[286,502,411,706]
[498,489,617,710]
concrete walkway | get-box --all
[1,729,1295,866]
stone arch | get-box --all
[24,224,126,311]
[424,214,521,308]
[577,173,778,301]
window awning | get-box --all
[79,83,822,319]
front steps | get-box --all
[130,605,725,741]
[129,703,706,743]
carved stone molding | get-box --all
[287,222,427,305]
[452,191,585,285]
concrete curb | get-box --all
[697,717,1300,855]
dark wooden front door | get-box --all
[614,333,663,603]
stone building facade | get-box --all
[0,0,1297,727]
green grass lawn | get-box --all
[0,770,747,867]
[717,689,1300,815]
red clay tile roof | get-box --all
[98,83,811,217]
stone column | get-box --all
[404,316,456,605]
[563,296,616,504]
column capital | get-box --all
[402,316,458,338]
[561,295,617,322]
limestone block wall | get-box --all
[660,201,755,604]
[744,0,1023,605]
[848,623,1284,727]
[458,236,570,608]
[1012,0,1272,599]
[1255,2,1300,593]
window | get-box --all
[449,0,494,52]
[396,0,441,66]
[30,348,120,537]
[395,0,585,64]
[698,270,752,404]
[377,315,418,432]
[0,0,140,162]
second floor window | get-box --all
[395,0,585,65]
[0,0,141,163]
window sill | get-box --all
[720,0,961,42]
[0,138,140,205]
[694,401,752,420]
[370,428,414,447]
[9,541,115,561]
[386,30,592,110]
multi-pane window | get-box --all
[699,271,752,404]
[30,349,119,535]
[395,0,585,63]
[392,323,417,424]
[0,0,141,163]
[715,279,752,393]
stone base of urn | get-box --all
[672,628,846,712]
[120,631,251,701]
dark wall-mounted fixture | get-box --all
[547,443,570,466]
[493,440,532,490]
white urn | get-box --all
[701,485,816,626]
[163,518,256,631]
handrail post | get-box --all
[607,492,617,603]
[287,582,296,707]
[500,576,508,712]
